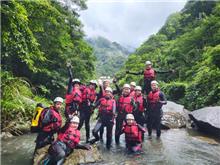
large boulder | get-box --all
[161,101,187,129]
[33,144,102,165]
[189,106,220,137]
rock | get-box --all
[162,101,185,114]
[189,106,220,137]
[33,144,102,165]
[192,136,219,145]
[15,121,31,134]
[161,101,187,129]
[0,132,13,139]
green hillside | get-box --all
[87,36,132,77]
[118,1,220,110]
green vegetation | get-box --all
[87,36,132,77]
[118,1,220,110]
[1,0,96,129]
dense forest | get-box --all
[1,0,96,128]
[86,36,131,77]
[117,1,220,110]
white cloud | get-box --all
[80,0,187,47]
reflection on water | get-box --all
[1,129,220,165]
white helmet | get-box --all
[145,61,152,65]
[72,78,80,84]
[151,80,159,85]
[103,79,110,83]
[90,80,98,86]
[54,97,64,103]
[126,114,134,120]
[135,86,142,91]
[105,87,113,93]
[123,84,130,89]
[130,82,136,87]
[70,116,80,123]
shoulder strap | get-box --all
[41,108,52,125]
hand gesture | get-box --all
[98,79,103,86]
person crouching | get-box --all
[121,114,146,154]
[42,116,91,165]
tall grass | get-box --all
[1,71,49,130]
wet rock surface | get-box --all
[33,144,102,165]
[189,106,220,137]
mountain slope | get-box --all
[86,36,132,77]
[118,1,220,110]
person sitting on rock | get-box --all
[42,116,91,165]
[34,97,63,153]
[89,87,116,150]
[121,114,146,154]
[146,80,167,139]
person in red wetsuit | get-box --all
[147,80,167,139]
[78,80,97,143]
[133,86,147,140]
[121,114,146,154]
[126,61,174,95]
[97,78,120,141]
[129,82,136,98]
[89,87,116,149]
[65,78,82,120]
[41,116,91,165]
[115,84,136,145]
[34,97,63,153]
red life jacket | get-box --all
[82,87,96,103]
[129,90,135,98]
[41,106,62,132]
[99,97,115,114]
[148,90,160,104]
[148,90,160,110]
[123,122,142,143]
[144,68,156,80]
[118,95,134,114]
[134,95,144,112]
[80,84,86,92]
[65,87,82,104]
[57,126,80,149]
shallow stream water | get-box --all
[1,128,220,165]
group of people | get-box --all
[33,60,169,164]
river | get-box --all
[1,128,220,165]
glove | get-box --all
[113,78,117,83]
[68,114,73,120]
[84,144,92,150]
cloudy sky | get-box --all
[79,0,187,48]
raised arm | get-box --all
[155,68,174,74]
[67,65,73,94]
[126,70,144,75]
[112,78,121,95]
